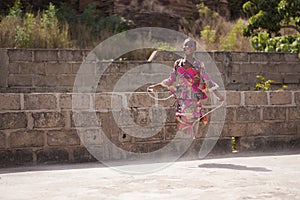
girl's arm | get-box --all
[199,62,224,101]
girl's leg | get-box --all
[192,120,200,139]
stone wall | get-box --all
[0,49,299,167]
[0,91,299,167]
[150,51,300,91]
[0,49,299,93]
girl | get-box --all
[148,38,224,138]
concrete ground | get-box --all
[1,152,300,200]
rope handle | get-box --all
[146,86,175,101]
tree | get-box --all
[243,0,300,37]
[242,0,300,53]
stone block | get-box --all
[0,94,20,110]
[0,131,5,149]
[229,73,248,84]
[245,91,267,105]
[249,52,269,63]
[8,49,33,62]
[34,50,58,62]
[59,94,72,109]
[277,63,300,73]
[47,130,80,146]
[71,94,90,110]
[34,75,58,87]
[231,52,249,62]
[283,74,300,84]
[58,50,75,61]
[36,62,46,75]
[19,63,36,74]
[165,108,177,123]
[33,112,65,128]
[0,49,9,88]
[236,107,261,122]
[295,92,300,105]
[213,51,226,62]
[164,124,177,140]
[79,129,104,146]
[36,148,69,164]
[58,50,85,62]
[0,112,27,130]
[258,72,283,84]
[239,63,262,73]
[240,136,300,151]
[24,94,57,110]
[0,149,33,167]
[214,62,226,74]
[226,91,241,106]
[127,93,155,108]
[72,147,97,162]
[284,53,300,62]
[58,75,76,86]
[8,74,33,87]
[270,91,292,105]
[270,53,285,62]
[8,130,44,148]
[95,93,120,110]
[78,74,99,87]
[45,63,72,74]
[72,62,81,74]
[231,63,240,73]
[288,106,300,120]
[156,92,176,107]
[225,107,235,123]
[72,111,100,128]
[263,107,286,120]
[267,122,297,135]
[81,62,98,74]
[225,123,247,137]
[246,122,270,136]
[8,63,19,74]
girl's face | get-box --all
[183,40,196,56]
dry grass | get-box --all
[180,3,252,52]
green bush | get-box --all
[221,18,246,50]
[251,32,300,53]
[255,75,287,91]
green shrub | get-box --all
[251,32,300,53]
[255,75,287,91]
[201,25,216,44]
[221,18,246,50]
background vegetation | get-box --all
[0,0,299,54]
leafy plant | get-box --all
[201,25,216,44]
[221,18,247,50]
[8,0,22,18]
[243,0,300,53]
[255,75,287,91]
[255,75,274,91]
[251,32,300,53]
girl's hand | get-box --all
[147,85,156,92]
[217,95,224,102]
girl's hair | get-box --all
[184,37,196,48]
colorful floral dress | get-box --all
[161,58,219,134]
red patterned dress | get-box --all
[161,58,219,134]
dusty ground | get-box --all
[1,152,300,200]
